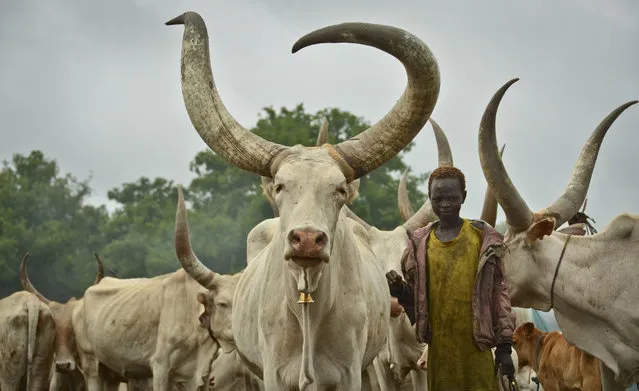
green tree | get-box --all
[0,151,108,300]
[98,177,182,278]
[0,105,433,298]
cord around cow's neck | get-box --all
[549,234,571,309]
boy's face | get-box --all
[429,177,466,220]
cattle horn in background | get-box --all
[166,12,440,182]
[478,78,638,231]
[316,117,329,146]
[174,184,217,289]
[93,253,105,285]
[399,118,453,232]
[20,252,103,304]
[479,144,506,228]
[19,253,51,304]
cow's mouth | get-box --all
[289,256,327,268]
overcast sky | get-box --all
[1,0,638,229]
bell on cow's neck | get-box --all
[297,292,314,304]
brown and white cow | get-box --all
[0,289,56,391]
[19,252,104,391]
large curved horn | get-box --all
[316,117,329,145]
[19,253,51,304]
[429,118,453,167]
[168,14,440,182]
[400,118,453,231]
[398,169,415,222]
[166,13,288,178]
[542,100,638,227]
[93,253,105,285]
[175,185,216,289]
[478,78,534,231]
[479,144,505,227]
[293,23,440,181]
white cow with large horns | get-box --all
[258,118,453,390]
[477,77,638,390]
[166,10,441,390]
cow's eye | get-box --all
[275,184,284,193]
[336,187,347,196]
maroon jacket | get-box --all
[392,219,514,351]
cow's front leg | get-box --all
[262,364,282,391]
[79,355,101,391]
[150,354,174,391]
[0,377,21,391]
[336,366,362,391]
[372,358,396,391]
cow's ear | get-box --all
[346,179,360,204]
[522,322,535,336]
[260,177,275,200]
[197,292,208,306]
[526,218,555,244]
[197,293,211,329]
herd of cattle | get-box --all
[1,10,638,391]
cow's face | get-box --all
[271,150,359,291]
[501,217,558,308]
[197,274,241,353]
[512,322,541,369]
[366,226,409,273]
[49,299,79,373]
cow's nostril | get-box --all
[56,362,71,372]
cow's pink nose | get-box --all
[288,229,328,258]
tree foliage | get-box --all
[0,104,434,300]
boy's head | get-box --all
[428,166,467,219]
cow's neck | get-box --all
[526,232,639,384]
[529,234,608,313]
[277,215,355,388]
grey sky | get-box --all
[1,0,638,228]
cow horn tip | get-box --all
[291,42,302,54]
[165,13,187,26]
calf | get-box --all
[513,322,601,391]
[20,252,104,391]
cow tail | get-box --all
[25,297,39,390]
